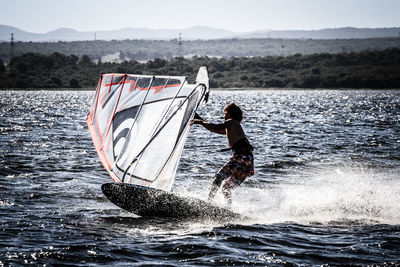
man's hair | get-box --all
[224,102,243,122]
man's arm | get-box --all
[199,121,226,134]
[190,114,227,134]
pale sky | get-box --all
[1,0,399,33]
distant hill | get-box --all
[1,24,400,42]
[0,25,235,41]
[242,27,400,39]
[0,25,43,41]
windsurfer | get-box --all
[190,102,254,205]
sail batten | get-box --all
[87,67,209,191]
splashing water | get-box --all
[231,165,400,225]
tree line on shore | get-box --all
[1,37,400,62]
[0,48,399,89]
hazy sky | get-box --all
[1,0,399,33]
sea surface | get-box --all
[1,89,400,266]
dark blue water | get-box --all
[1,89,400,266]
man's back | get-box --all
[225,119,246,147]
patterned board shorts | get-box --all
[217,153,254,188]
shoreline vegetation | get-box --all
[0,48,399,90]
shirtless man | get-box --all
[190,102,254,204]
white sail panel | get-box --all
[125,99,188,183]
[114,98,177,173]
[151,89,204,190]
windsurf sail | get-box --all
[87,67,209,191]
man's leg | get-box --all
[222,174,245,205]
[222,182,234,205]
[208,173,224,200]
[209,160,233,201]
